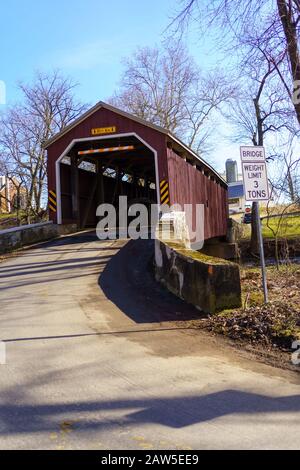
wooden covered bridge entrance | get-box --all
[45,102,228,241]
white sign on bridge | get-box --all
[240,146,269,201]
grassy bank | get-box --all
[241,214,300,240]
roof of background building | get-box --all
[228,181,244,199]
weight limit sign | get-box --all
[240,146,270,201]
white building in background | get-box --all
[220,159,246,214]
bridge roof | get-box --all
[45,101,226,186]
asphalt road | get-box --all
[0,232,300,450]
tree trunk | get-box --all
[277,0,300,126]
[250,96,264,255]
[16,186,20,226]
[287,166,296,202]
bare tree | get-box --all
[0,71,87,220]
[172,1,300,256]
[171,0,300,126]
[0,141,29,223]
[227,47,295,253]
[230,72,289,146]
[271,136,300,202]
[110,41,235,154]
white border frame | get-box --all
[55,132,160,225]
[240,146,270,202]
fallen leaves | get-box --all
[207,300,299,349]
[207,264,300,350]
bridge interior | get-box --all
[59,135,157,229]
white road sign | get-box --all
[240,146,266,162]
[240,146,270,201]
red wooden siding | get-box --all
[167,148,228,239]
[47,107,169,196]
[46,104,228,240]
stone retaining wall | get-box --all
[155,239,242,314]
[0,222,77,254]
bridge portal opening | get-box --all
[57,134,158,230]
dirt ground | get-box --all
[188,263,300,371]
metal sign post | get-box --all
[255,201,268,303]
[240,146,269,303]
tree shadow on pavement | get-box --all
[99,239,204,324]
[0,389,300,436]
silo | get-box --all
[226,159,238,183]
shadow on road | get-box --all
[99,238,202,324]
[1,389,300,435]
[0,231,112,291]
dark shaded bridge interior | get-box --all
[60,135,157,228]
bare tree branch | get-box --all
[110,40,235,155]
[0,71,87,218]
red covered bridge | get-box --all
[45,102,228,241]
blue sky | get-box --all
[0,0,238,172]
[1,0,181,104]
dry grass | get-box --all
[206,264,300,350]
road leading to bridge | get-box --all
[0,232,299,450]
